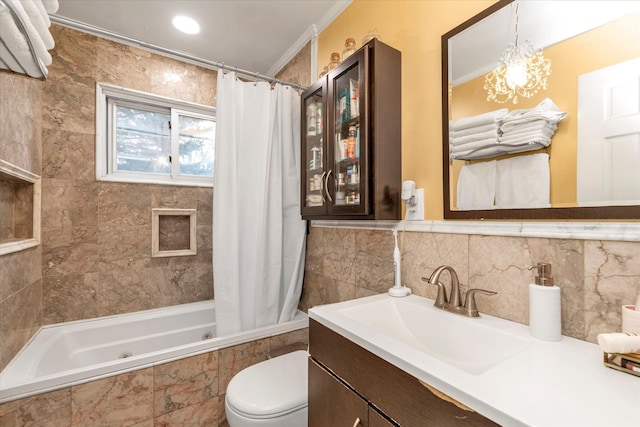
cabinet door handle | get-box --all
[319,171,327,202]
[352,417,361,427]
[324,169,333,202]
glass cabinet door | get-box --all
[301,80,326,214]
[329,51,367,215]
[300,39,400,221]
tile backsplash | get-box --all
[299,226,640,343]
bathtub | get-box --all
[0,300,308,403]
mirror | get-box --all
[442,0,640,219]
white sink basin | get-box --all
[336,295,531,375]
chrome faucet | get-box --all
[421,265,496,317]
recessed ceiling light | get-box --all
[173,15,200,34]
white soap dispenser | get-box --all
[528,263,561,341]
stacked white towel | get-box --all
[0,0,59,78]
[449,108,507,160]
[498,98,567,153]
[450,99,567,161]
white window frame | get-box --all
[96,83,216,187]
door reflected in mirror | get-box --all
[442,0,640,219]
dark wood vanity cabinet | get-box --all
[309,358,395,426]
[309,319,499,427]
[300,39,401,220]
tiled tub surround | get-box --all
[39,25,216,328]
[2,24,218,372]
[0,71,43,373]
[300,224,640,344]
[0,326,309,426]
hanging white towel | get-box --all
[0,0,58,78]
[0,1,41,76]
[495,153,550,209]
[20,0,55,50]
[42,0,58,14]
[456,160,497,210]
[451,108,508,131]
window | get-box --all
[96,83,215,186]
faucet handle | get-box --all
[421,277,448,308]
[463,288,497,317]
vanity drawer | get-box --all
[309,319,498,426]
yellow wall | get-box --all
[318,0,495,220]
[318,1,640,219]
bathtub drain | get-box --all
[202,332,212,340]
[119,351,133,359]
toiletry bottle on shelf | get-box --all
[315,101,323,135]
[328,52,341,71]
[338,87,350,123]
[346,125,357,159]
[362,28,382,45]
[342,37,356,61]
[306,102,317,136]
[528,263,561,341]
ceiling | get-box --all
[450,1,640,86]
[53,0,350,77]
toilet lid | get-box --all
[226,350,308,419]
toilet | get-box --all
[225,350,308,426]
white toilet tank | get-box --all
[225,350,308,427]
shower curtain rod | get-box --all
[49,15,309,91]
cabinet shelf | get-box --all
[336,116,360,129]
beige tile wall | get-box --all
[39,25,216,326]
[300,226,640,343]
[1,24,218,371]
[0,71,43,370]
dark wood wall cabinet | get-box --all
[309,319,499,427]
[300,39,402,220]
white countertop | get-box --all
[309,294,640,427]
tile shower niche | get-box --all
[151,208,197,258]
[0,160,41,255]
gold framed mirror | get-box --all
[442,0,640,219]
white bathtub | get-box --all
[0,300,308,403]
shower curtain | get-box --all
[213,71,306,336]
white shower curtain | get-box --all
[213,71,306,336]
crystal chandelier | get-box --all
[484,3,551,104]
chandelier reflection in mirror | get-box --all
[484,2,551,104]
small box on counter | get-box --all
[603,352,640,378]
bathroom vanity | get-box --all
[309,319,497,426]
[308,294,640,426]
